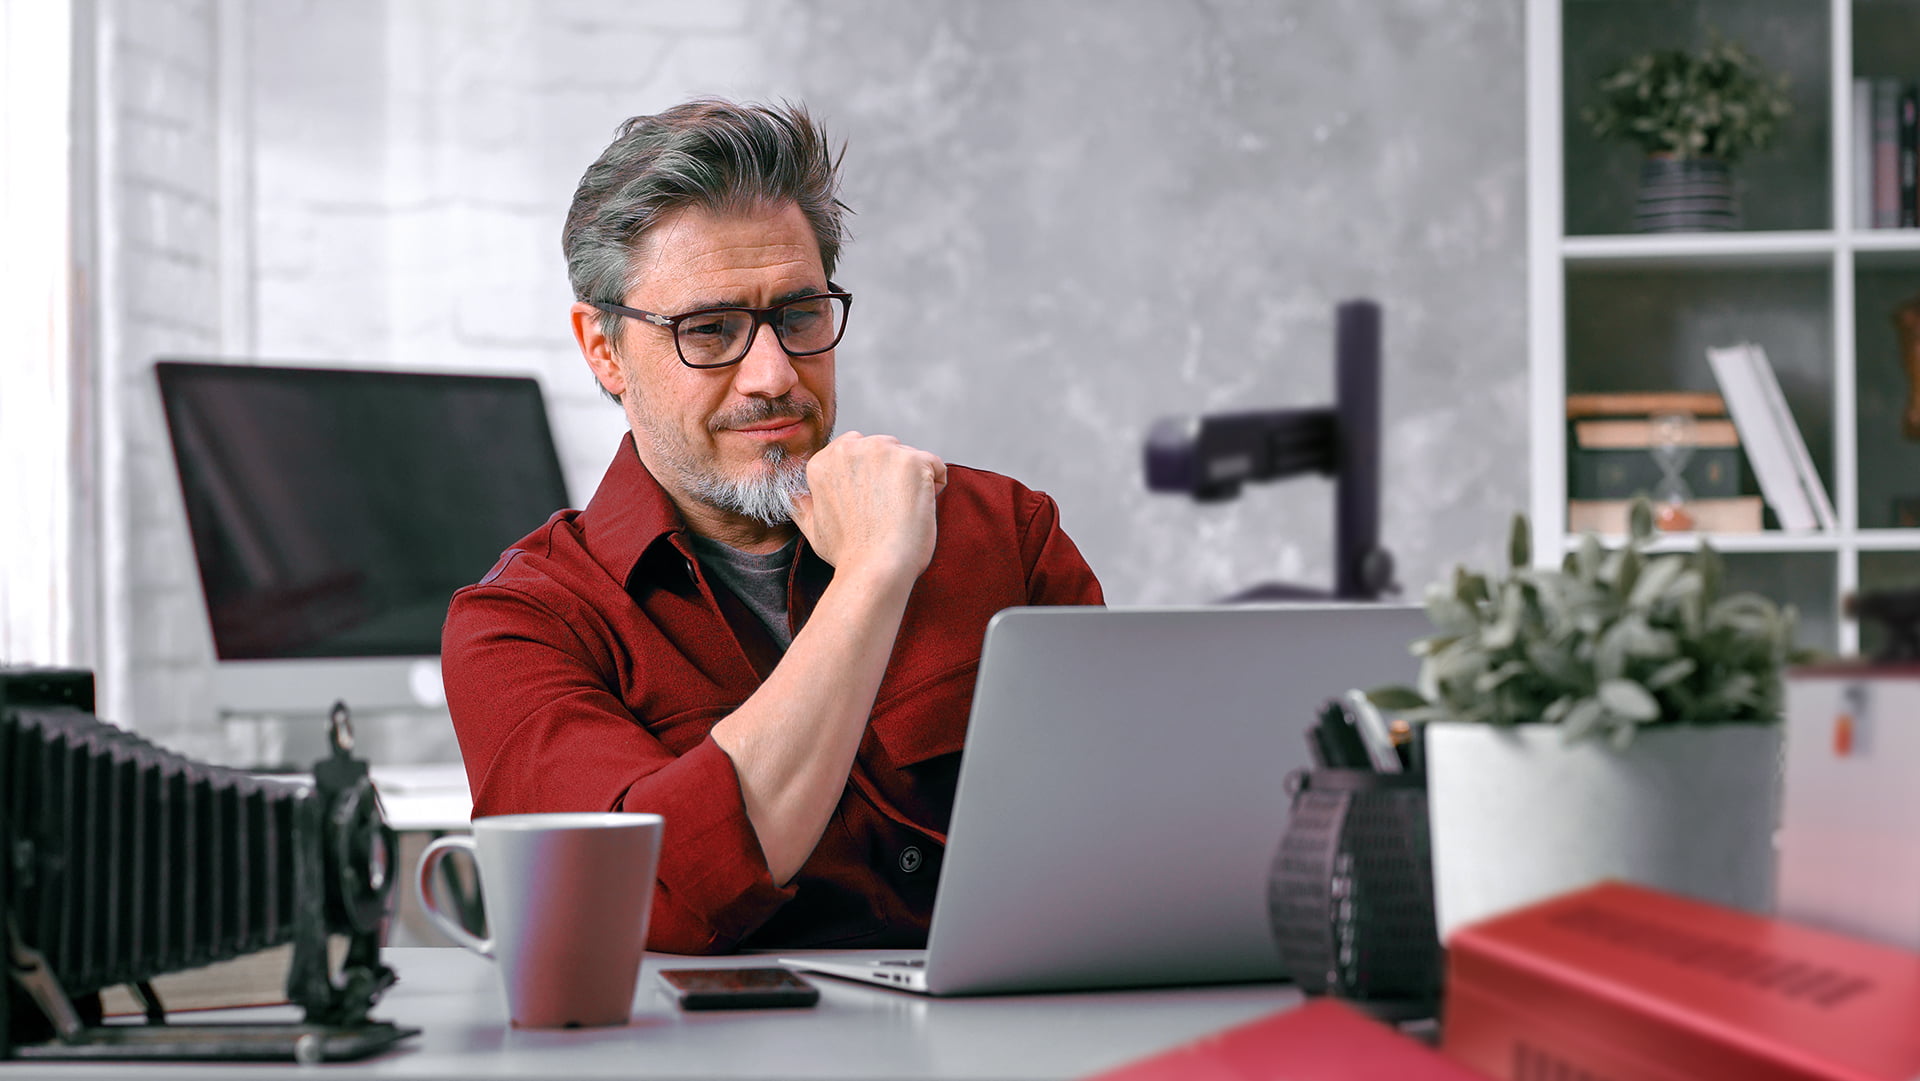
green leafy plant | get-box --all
[1370,499,1811,748]
[1583,37,1791,163]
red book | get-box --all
[1443,882,1920,1081]
[1089,997,1491,1081]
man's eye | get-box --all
[682,318,726,337]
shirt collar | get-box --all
[578,432,818,593]
[577,431,689,587]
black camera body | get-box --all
[1,668,415,1062]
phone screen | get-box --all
[657,967,820,1010]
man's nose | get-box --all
[731,324,800,398]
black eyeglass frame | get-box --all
[590,284,854,370]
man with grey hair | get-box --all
[443,99,1103,954]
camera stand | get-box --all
[1145,299,1399,601]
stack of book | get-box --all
[1853,78,1919,229]
[1565,391,1761,535]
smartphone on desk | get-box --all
[658,967,820,1010]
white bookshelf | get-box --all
[1560,533,1845,556]
[1528,0,1920,658]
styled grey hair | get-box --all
[563,98,850,400]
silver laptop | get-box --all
[782,603,1430,995]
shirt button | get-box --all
[899,846,923,873]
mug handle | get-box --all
[416,834,493,958]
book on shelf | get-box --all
[1442,882,1920,1081]
[1088,997,1481,1081]
[1873,78,1904,229]
[1744,345,1837,531]
[1855,78,1874,230]
[1567,497,1761,536]
[1861,77,1920,229]
[1569,418,1738,451]
[1563,391,1727,420]
[1904,84,1918,229]
[1705,342,1834,533]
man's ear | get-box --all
[570,301,626,399]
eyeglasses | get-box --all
[591,285,853,370]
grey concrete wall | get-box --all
[99,0,1528,748]
[757,2,1530,604]
[244,0,1529,607]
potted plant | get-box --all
[1583,36,1792,232]
[1371,500,1809,939]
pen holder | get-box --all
[1267,768,1440,1018]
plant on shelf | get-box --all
[1582,36,1792,232]
[1370,498,1807,748]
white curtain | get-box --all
[0,0,80,666]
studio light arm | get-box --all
[1144,300,1396,601]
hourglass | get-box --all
[1649,411,1697,531]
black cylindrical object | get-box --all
[1268,767,1439,1013]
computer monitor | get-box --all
[155,360,570,721]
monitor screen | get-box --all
[157,361,570,661]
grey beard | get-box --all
[683,444,812,526]
[627,387,829,528]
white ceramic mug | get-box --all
[416,812,664,1028]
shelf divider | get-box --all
[1562,231,1837,270]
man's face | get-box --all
[592,201,837,525]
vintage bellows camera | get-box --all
[1,668,417,1062]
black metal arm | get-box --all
[1144,299,1396,601]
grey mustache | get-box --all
[711,396,821,433]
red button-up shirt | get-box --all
[442,433,1103,953]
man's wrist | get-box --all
[823,559,920,610]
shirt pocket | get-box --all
[867,659,976,769]
[858,661,976,842]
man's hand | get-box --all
[789,432,947,586]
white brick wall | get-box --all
[251,0,707,502]
[92,0,228,752]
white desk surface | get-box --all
[6,948,1305,1080]
[368,764,472,833]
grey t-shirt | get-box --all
[687,533,799,649]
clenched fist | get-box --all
[789,432,947,588]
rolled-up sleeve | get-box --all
[1016,489,1105,607]
[442,583,795,954]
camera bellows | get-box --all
[4,704,303,996]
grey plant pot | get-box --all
[1425,722,1781,941]
[1634,156,1741,232]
